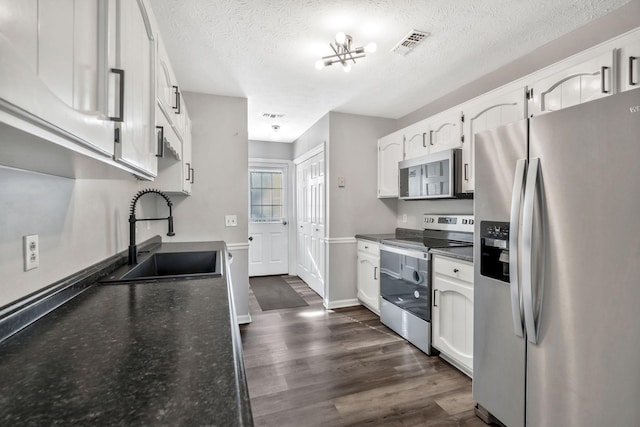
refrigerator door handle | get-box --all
[509,158,527,337]
[522,157,542,344]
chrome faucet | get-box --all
[128,188,175,264]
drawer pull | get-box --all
[453,268,459,273]
[631,56,638,86]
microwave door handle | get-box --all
[522,158,543,344]
[510,159,527,338]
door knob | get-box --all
[282,220,288,225]
[248,236,253,241]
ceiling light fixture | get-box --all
[315,32,377,73]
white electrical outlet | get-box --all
[225,215,238,227]
[402,214,408,223]
[23,234,39,271]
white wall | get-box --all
[0,166,152,307]
[148,92,251,321]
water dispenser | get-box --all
[480,221,510,282]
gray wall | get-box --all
[0,167,151,307]
[398,0,640,128]
[249,140,293,160]
[292,114,329,160]
[328,112,397,237]
[150,93,248,244]
[394,0,640,227]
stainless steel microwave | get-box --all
[398,149,471,200]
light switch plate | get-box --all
[225,215,238,227]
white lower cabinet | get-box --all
[432,255,473,377]
[356,240,380,315]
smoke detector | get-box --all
[272,125,280,132]
[391,30,430,56]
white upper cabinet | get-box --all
[461,85,527,193]
[403,118,430,160]
[618,30,640,92]
[428,108,463,153]
[0,0,115,157]
[528,49,615,116]
[377,130,403,198]
[113,0,158,179]
[156,36,188,142]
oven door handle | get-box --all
[380,244,428,259]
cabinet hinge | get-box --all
[460,113,465,123]
[461,134,465,143]
[114,128,120,143]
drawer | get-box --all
[433,255,473,284]
[357,240,380,256]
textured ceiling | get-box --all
[149,0,631,143]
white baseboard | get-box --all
[324,298,360,310]
[236,314,252,325]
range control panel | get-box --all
[423,215,474,232]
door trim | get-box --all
[248,159,295,275]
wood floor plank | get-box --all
[241,276,485,426]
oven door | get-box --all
[379,244,431,322]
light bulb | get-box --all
[342,62,351,73]
[315,59,326,70]
[335,32,346,45]
[365,42,377,54]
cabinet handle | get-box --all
[601,66,610,94]
[185,162,191,181]
[155,126,164,158]
[433,289,439,307]
[429,130,434,146]
[172,85,181,114]
[453,268,459,273]
[190,167,195,184]
[630,56,638,86]
[422,132,426,148]
[109,68,125,122]
[464,163,469,181]
[374,266,378,280]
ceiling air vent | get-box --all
[391,30,430,56]
[261,112,284,119]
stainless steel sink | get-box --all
[101,251,220,283]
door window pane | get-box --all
[250,170,284,222]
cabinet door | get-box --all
[403,118,430,160]
[432,261,474,375]
[357,250,380,314]
[182,115,193,194]
[428,108,463,153]
[528,50,614,116]
[114,0,157,178]
[377,132,403,198]
[156,37,178,124]
[462,86,527,193]
[0,0,114,157]
[619,30,640,92]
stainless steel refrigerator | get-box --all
[473,89,640,427]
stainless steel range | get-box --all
[379,214,474,355]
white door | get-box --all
[296,152,325,297]
[248,166,289,276]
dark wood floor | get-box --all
[240,276,486,427]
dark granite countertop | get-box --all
[354,233,396,243]
[0,241,252,426]
[429,246,474,262]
